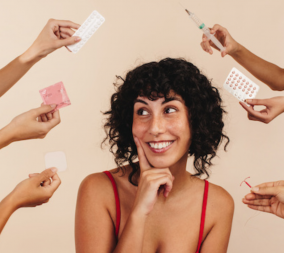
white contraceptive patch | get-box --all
[67,10,105,53]
[223,67,260,102]
[45,151,67,172]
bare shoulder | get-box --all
[75,171,120,251]
[207,182,234,218]
[79,172,110,192]
[77,171,117,206]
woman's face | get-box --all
[132,92,191,168]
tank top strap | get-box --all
[103,171,121,239]
[196,180,209,253]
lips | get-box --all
[147,141,174,153]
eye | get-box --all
[137,108,149,116]
[165,107,176,114]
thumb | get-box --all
[33,104,57,116]
[251,186,280,196]
[56,36,81,48]
[221,49,228,57]
[37,168,58,183]
[245,98,267,106]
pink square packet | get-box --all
[39,82,71,110]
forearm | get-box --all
[113,210,146,253]
[0,50,40,97]
[231,44,284,91]
[0,124,15,149]
[0,194,17,234]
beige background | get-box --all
[0,0,283,252]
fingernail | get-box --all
[252,187,259,192]
[50,104,56,108]
[246,99,252,103]
[51,168,58,173]
[74,37,81,42]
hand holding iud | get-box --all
[39,82,71,111]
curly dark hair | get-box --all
[103,58,229,185]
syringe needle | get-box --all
[179,2,185,9]
[184,9,225,52]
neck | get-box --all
[167,153,192,196]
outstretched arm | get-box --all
[201,24,284,91]
[0,19,81,97]
[0,168,61,234]
[0,104,60,149]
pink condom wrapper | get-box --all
[39,82,71,110]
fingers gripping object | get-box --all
[184,9,225,52]
[67,10,105,53]
[39,82,71,111]
[223,68,260,103]
[240,177,252,188]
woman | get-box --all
[75,58,234,253]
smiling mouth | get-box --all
[147,141,174,153]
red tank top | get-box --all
[103,171,209,253]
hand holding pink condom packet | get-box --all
[39,82,71,111]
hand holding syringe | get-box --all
[185,9,225,52]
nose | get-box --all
[149,114,166,137]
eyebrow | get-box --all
[134,96,182,105]
[162,96,183,104]
[134,99,148,105]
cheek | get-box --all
[132,119,148,138]
[167,116,191,145]
[168,116,191,135]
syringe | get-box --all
[185,9,225,52]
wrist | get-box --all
[19,47,42,66]
[0,125,16,149]
[229,42,242,58]
[0,193,18,214]
[130,207,148,220]
[128,209,147,229]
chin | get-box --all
[147,156,176,168]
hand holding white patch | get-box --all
[45,151,67,172]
